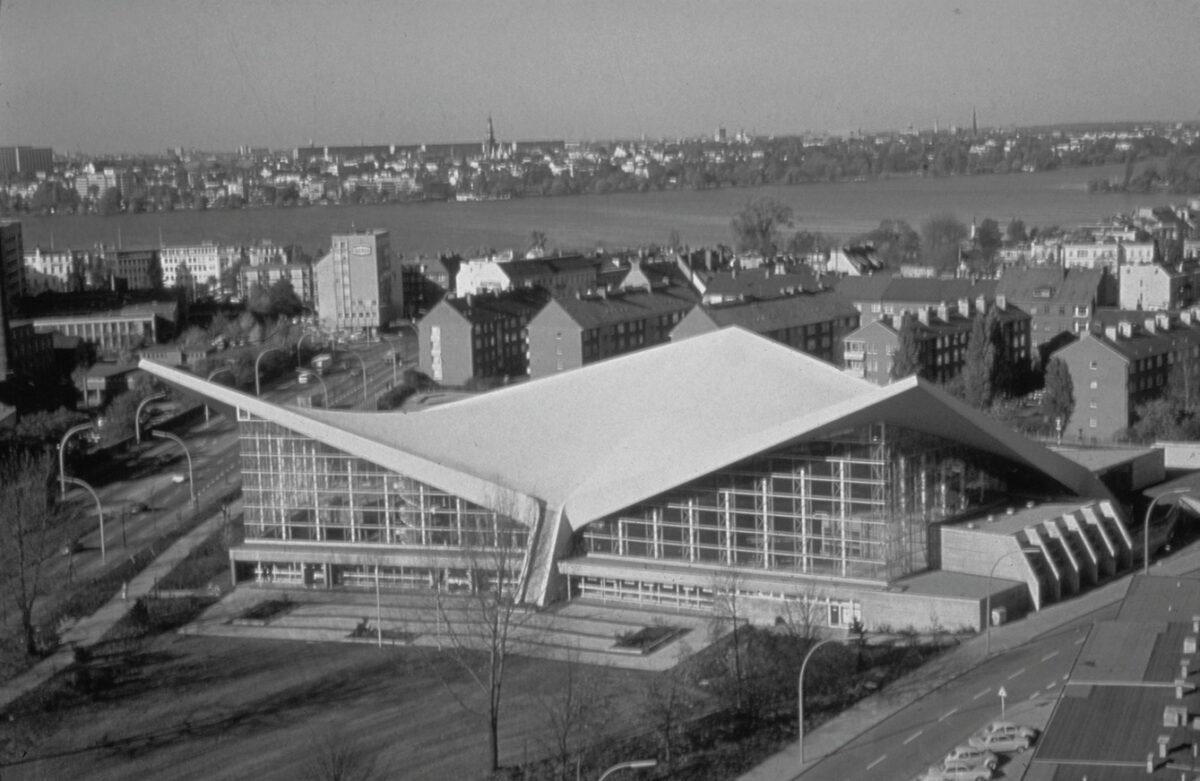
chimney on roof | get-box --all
[996,294,1007,311]
[917,307,932,326]
[976,294,986,313]
[937,301,950,322]
[959,296,972,317]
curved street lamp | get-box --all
[254,346,284,397]
[58,422,94,498]
[597,759,657,781]
[986,546,1040,655]
[296,330,323,365]
[62,475,105,564]
[337,344,368,403]
[152,430,195,506]
[205,366,237,423]
[798,637,840,767]
[298,369,329,408]
[135,391,167,445]
[1144,488,1191,576]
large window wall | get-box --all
[238,412,528,553]
[578,423,1065,584]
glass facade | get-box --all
[576,422,1065,584]
[237,411,529,583]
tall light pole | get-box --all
[296,330,322,366]
[1144,488,1191,575]
[62,475,105,564]
[135,391,167,445]
[254,346,284,397]
[798,637,840,767]
[986,547,1039,655]
[340,347,368,402]
[299,370,329,407]
[152,430,195,506]
[58,422,94,498]
[205,366,236,423]
[597,759,657,781]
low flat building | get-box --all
[16,300,179,355]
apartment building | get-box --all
[672,289,859,365]
[161,242,243,289]
[996,267,1116,349]
[525,283,698,378]
[417,289,548,385]
[1052,309,1200,441]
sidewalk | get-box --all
[737,544,1200,781]
[0,502,236,716]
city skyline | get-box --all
[1,0,1198,155]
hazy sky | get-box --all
[2,0,1198,154]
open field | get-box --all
[0,633,655,781]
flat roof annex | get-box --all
[140,328,1111,530]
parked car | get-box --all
[170,473,186,484]
[129,502,150,514]
[918,757,993,781]
[968,721,1037,753]
[60,536,84,556]
[944,744,998,770]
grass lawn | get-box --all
[0,634,654,781]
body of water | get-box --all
[16,164,1161,259]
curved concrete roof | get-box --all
[140,327,1111,530]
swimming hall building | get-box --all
[140,327,1135,633]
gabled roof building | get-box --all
[143,328,1132,635]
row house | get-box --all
[417,289,548,385]
[699,263,824,306]
[671,289,859,365]
[1118,260,1200,311]
[239,262,315,306]
[398,255,459,321]
[1052,309,1200,441]
[455,252,600,299]
[996,267,1116,350]
[836,274,998,324]
[842,298,1031,387]
[1061,241,1156,272]
[526,283,699,379]
[160,242,243,289]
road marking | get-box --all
[1074,636,1086,645]
[1041,651,1059,662]
[903,730,923,745]
[973,688,990,700]
[1047,679,1059,689]
[1029,692,1040,700]
[939,707,959,722]
[1007,667,1026,680]
[866,755,886,770]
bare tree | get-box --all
[640,655,700,769]
[0,451,77,656]
[535,648,610,780]
[776,583,826,646]
[427,490,537,774]
[709,570,747,711]
[303,726,379,781]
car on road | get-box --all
[968,720,1037,753]
[917,757,994,781]
[129,502,150,513]
[170,473,186,484]
[60,537,84,556]
[944,744,998,770]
